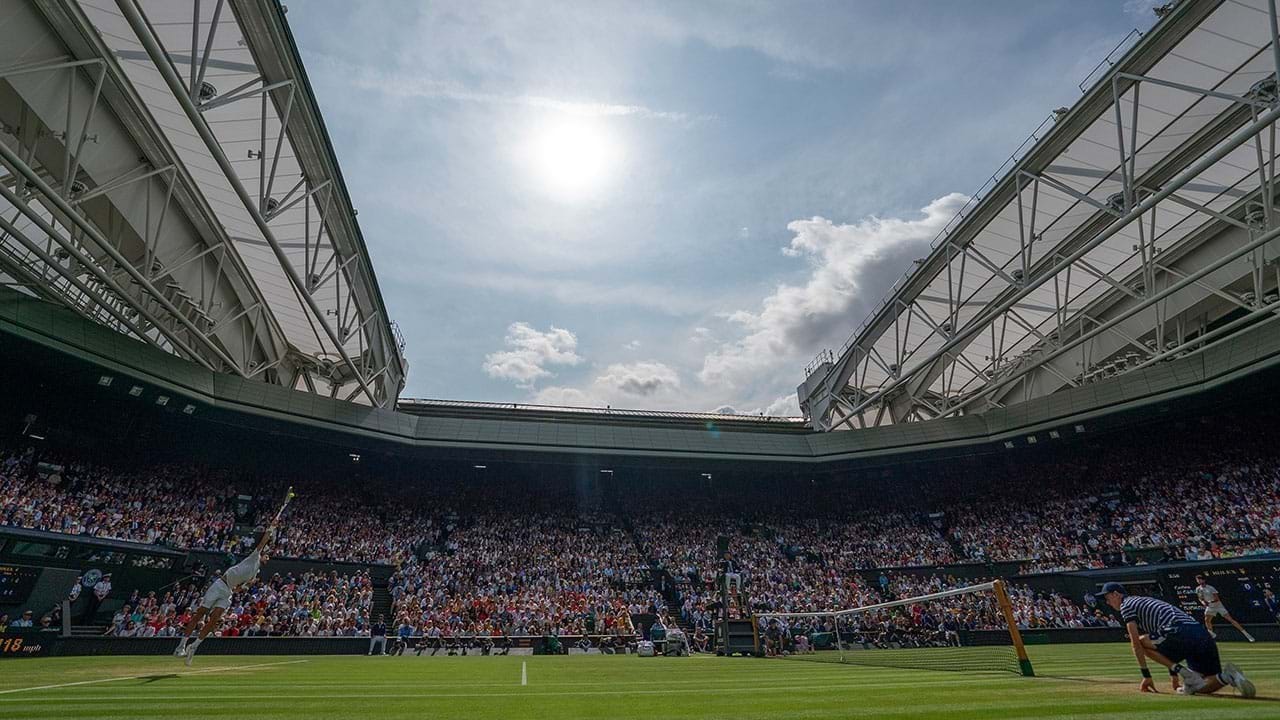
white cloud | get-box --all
[749,393,801,417]
[597,361,681,397]
[509,196,968,414]
[530,385,593,407]
[534,360,681,406]
[623,340,642,351]
[483,322,583,387]
[699,193,969,392]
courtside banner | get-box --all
[0,633,54,658]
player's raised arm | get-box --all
[252,525,275,554]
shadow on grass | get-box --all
[1038,674,1279,702]
[1194,692,1280,703]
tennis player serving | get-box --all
[173,486,294,664]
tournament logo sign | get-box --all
[82,568,103,588]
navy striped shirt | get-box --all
[1119,595,1196,638]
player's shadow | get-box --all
[137,674,180,684]
[1039,674,1278,701]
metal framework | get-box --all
[800,0,1280,431]
[0,0,405,406]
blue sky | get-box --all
[288,0,1162,415]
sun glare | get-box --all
[521,117,622,202]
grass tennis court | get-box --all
[0,644,1275,719]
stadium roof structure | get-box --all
[800,0,1280,431]
[7,279,1280,466]
[0,0,405,407]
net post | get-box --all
[992,579,1035,677]
[833,612,846,663]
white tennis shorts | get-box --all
[1204,602,1229,618]
[199,578,232,611]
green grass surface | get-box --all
[0,643,1276,719]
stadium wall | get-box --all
[4,287,1280,466]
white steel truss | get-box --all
[0,0,406,406]
[801,0,1280,431]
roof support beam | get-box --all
[196,77,293,113]
[0,142,245,375]
[828,100,1280,429]
[808,3,1243,429]
[0,201,210,368]
[949,220,1280,416]
[69,163,175,206]
[115,0,380,407]
[191,0,226,101]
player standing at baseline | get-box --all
[173,487,293,664]
[1097,582,1254,697]
[1195,574,1256,642]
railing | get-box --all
[1078,29,1145,93]
[398,397,806,423]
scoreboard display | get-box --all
[0,564,40,606]
[1165,562,1280,624]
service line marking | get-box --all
[0,659,309,695]
[521,660,527,686]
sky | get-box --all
[287,0,1164,416]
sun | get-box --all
[521,117,622,202]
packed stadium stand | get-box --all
[4,368,1278,647]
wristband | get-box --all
[1140,668,1152,679]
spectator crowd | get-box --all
[2,411,1279,642]
[104,570,372,638]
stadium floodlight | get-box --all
[155,395,168,406]
[97,375,113,386]
[1026,435,1037,444]
[182,405,195,415]
[599,469,614,474]
[1003,441,1015,449]
[473,465,487,470]
[1049,430,1060,439]
[753,580,1034,677]
[128,385,144,397]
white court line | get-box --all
[0,659,309,695]
[521,660,527,686]
[0,677,1034,703]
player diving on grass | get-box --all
[1196,574,1256,642]
[1096,582,1255,697]
[173,486,294,665]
